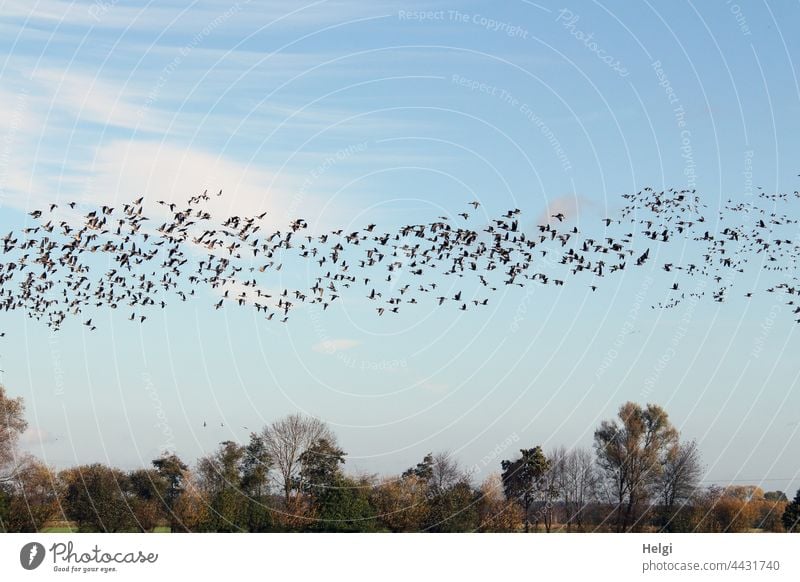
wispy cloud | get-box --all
[0,0,395,32]
[537,194,597,225]
[20,426,59,446]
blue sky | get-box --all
[1,1,799,494]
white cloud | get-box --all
[312,338,360,353]
[1,0,396,32]
[20,426,59,446]
[537,194,597,225]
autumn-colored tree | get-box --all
[715,493,759,533]
[725,485,764,501]
[477,473,523,532]
[371,474,429,532]
[126,468,168,532]
[3,459,60,532]
[692,486,759,533]
[401,451,479,532]
[60,464,135,532]
[171,471,208,532]
[594,402,678,531]
[754,497,787,532]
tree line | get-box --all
[1,385,798,533]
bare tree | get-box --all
[543,447,566,532]
[562,447,597,531]
[657,439,703,531]
[260,414,334,505]
[429,451,466,493]
[0,384,27,484]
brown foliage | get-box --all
[477,473,523,532]
[371,475,429,532]
[4,459,60,531]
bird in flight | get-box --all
[1,182,799,334]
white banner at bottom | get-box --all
[0,533,797,581]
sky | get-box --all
[1,1,799,495]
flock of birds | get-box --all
[1,185,800,334]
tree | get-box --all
[151,452,188,532]
[501,447,551,533]
[240,433,272,532]
[399,451,478,531]
[755,494,787,532]
[296,437,350,530]
[0,385,27,485]
[783,489,800,533]
[60,464,135,532]
[260,414,334,506]
[196,440,246,531]
[765,491,788,502]
[542,447,566,532]
[656,440,703,531]
[171,471,208,532]
[371,474,429,532]
[297,438,345,501]
[561,447,597,531]
[594,402,679,531]
[426,480,479,532]
[422,452,479,532]
[3,459,60,532]
[402,452,434,481]
[126,468,168,532]
[477,473,523,532]
[716,487,760,532]
[309,474,378,532]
